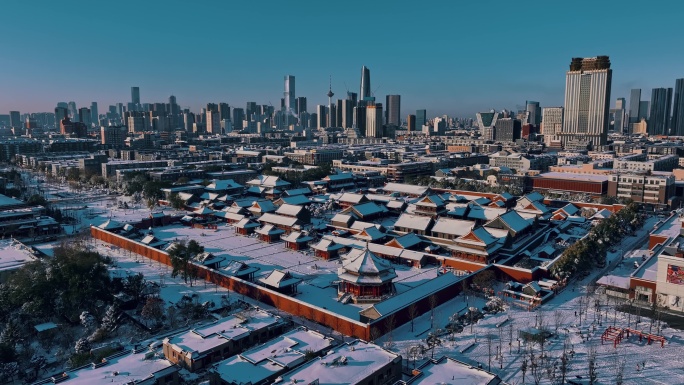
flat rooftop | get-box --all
[537,172,610,182]
[55,351,177,385]
[277,340,400,385]
[406,357,501,385]
[0,240,36,273]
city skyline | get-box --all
[1,1,684,117]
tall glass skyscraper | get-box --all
[385,95,401,126]
[284,75,295,115]
[672,79,684,136]
[649,88,673,135]
[131,87,140,105]
[415,109,426,130]
[360,66,371,101]
[560,56,612,148]
[629,89,641,124]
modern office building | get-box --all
[560,56,612,148]
[354,104,367,136]
[284,75,295,114]
[542,107,564,147]
[206,110,221,134]
[526,101,541,126]
[296,96,307,115]
[360,66,371,101]
[316,105,327,130]
[90,102,98,127]
[232,108,245,131]
[366,103,383,138]
[407,114,416,132]
[671,79,684,136]
[495,118,522,142]
[476,110,500,141]
[416,109,426,130]
[385,95,401,126]
[9,111,21,129]
[131,86,140,105]
[639,101,650,121]
[78,107,91,128]
[649,88,673,136]
[341,99,354,128]
[629,89,641,124]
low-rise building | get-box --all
[277,340,402,385]
[162,310,287,372]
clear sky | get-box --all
[1,0,683,118]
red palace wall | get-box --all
[91,226,371,340]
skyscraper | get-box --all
[55,107,68,129]
[366,103,383,138]
[649,87,673,135]
[296,97,307,115]
[316,105,327,130]
[542,107,564,147]
[476,111,500,141]
[672,79,684,136]
[219,103,231,121]
[560,56,612,147]
[131,87,140,105]
[246,102,257,120]
[341,99,354,129]
[90,102,98,127]
[385,95,401,126]
[407,114,416,132]
[9,111,20,129]
[284,75,295,114]
[415,109,426,130]
[354,105,366,136]
[525,101,541,126]
[68,102,77,121]
[360,66,371,101]
[232,108,245,131]
[78,107,91,127]
[629,89,641,124]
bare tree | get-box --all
[613,349,626,385]
[370,326,382,343]
[553,310,563,333]
[558,336,572,385]
[531,354,543,385]
[486,333,494,372]
[588,345,598,385]
[407,303,418,333]
[508,319,514,354]
[521,356,528,384]
[384,314,396,349]
[429,294,438,329]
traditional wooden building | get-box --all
[449,227,505,264]
[282,231,314,250]
[337,247,397,303]
[234,218,260,236]
[311,238,347,260]
[413,194,447,217]
[258,270,301,294]
[255,224,285,243]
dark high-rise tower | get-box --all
[385,95,401,126]
[649,88,673,135]
[407,114,416,132]
[672,79,684,136]
[296,97,307,114]
[415,109,426,129]
[629,89,641,124]
[360,66,371,101]
[90,102,98,127]
[526,101,541,126]
[131,87,140,104]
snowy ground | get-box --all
[381,247,684,385]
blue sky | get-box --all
[1,0,683,118]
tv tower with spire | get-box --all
[327,76,336,127]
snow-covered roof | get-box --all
[255,224,286,236]
[331,213,354,226]
[97,219,123,230]
[279,195,311,206]
[350,202,388,218]
[353,226,386,241]
[206,179,243,191]
[212,327,333,385]
[284,187,312,196]
[250,200,277,213]
[488,210,531,234]
[386,233,423,249]
[259,270,301,289]
[406,356,501,385]
[382,182,429,196]
[338,247,397,285]
[246,175,291,188]
[431,218,475,237]
[277,340,400,385]
[337,192,367,204]
[275,203,304,217]
[394,213,433,231]
[235,218,260,229]
[0,240,36,273]
[221,260,260,277]
[281,231,313,243]
[591,208,613,219]
[258,213,299,227]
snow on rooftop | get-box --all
[0,239,36,273]
[408,356,501,385]
[277,340,400,385]
[56,351,177,385]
